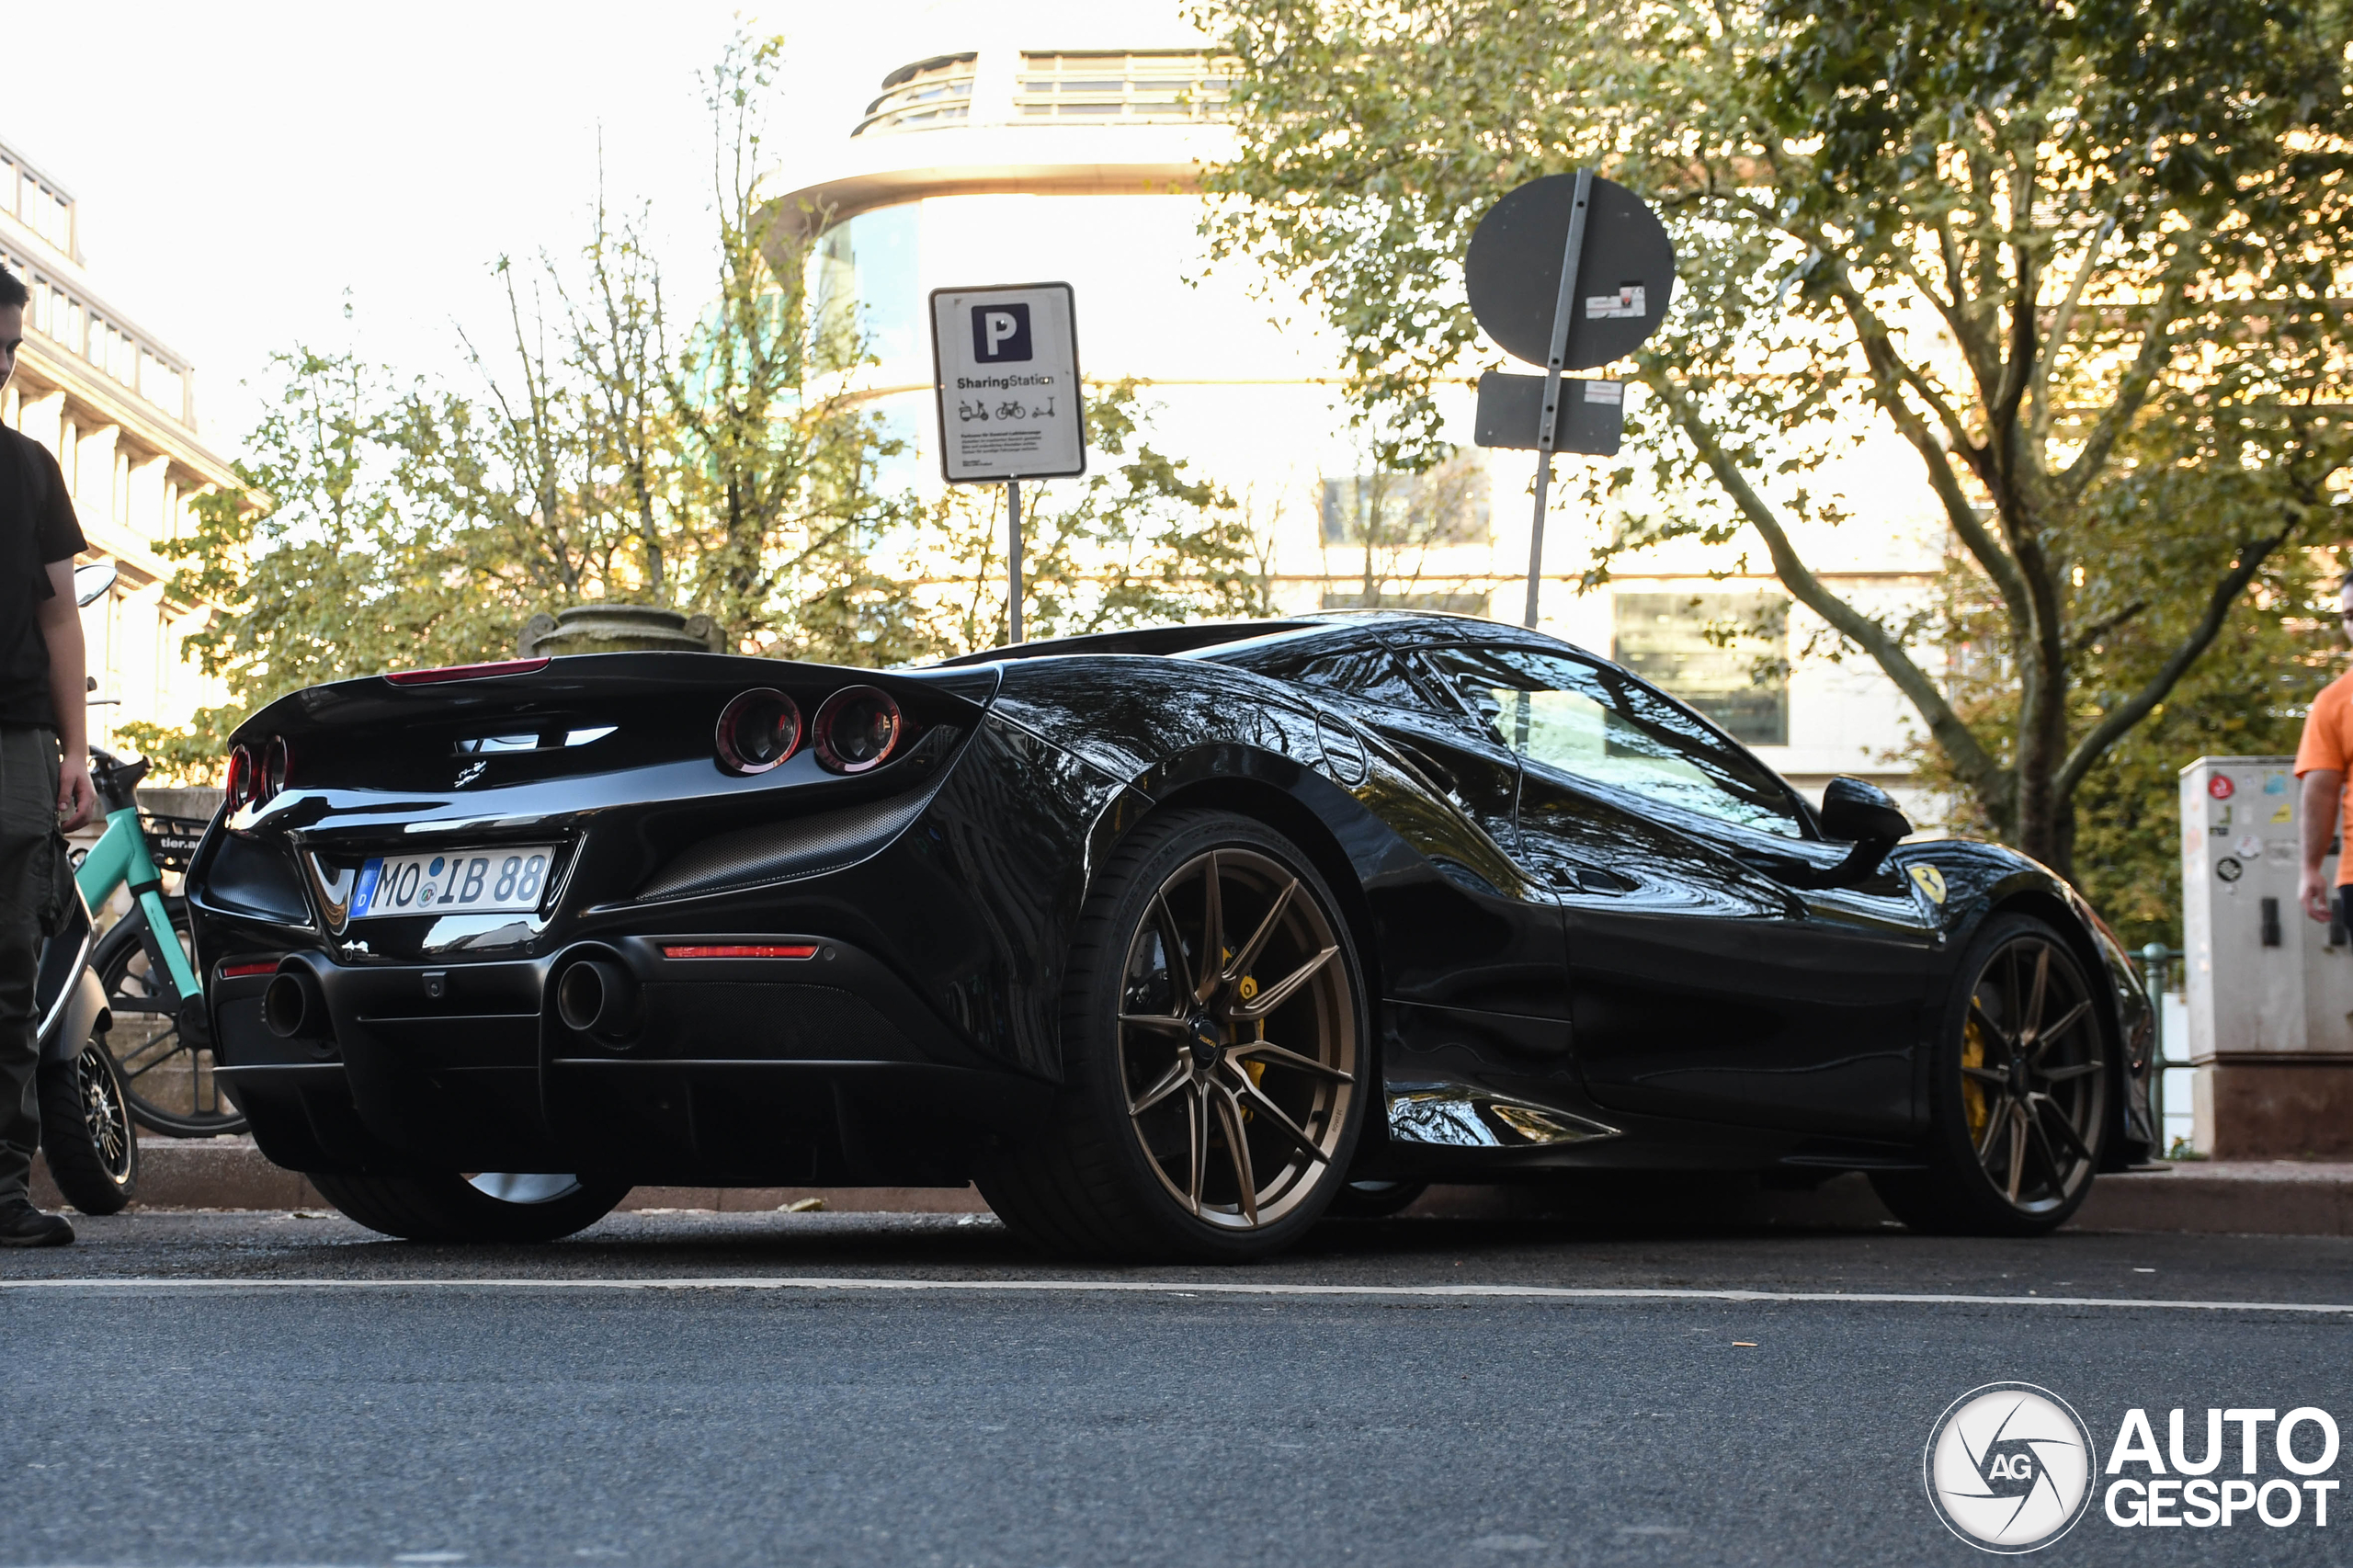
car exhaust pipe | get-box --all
[556,960,636,1039]
[263,969,325,1040]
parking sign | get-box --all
[929,282,1085,482]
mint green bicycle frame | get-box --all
[75,805,202,1002]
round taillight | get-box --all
[714,687,802,775]
[225,744,256,809]
[262,735,290,801]
[813,686,903,775]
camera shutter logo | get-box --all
[1924,1383,2096,1552]
[972,302,1032,363]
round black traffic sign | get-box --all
[1465,173,1676,371]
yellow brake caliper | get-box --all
[1961,1012,1989,1143]
[1236,971,1266,1104]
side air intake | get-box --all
[634,790,940,903]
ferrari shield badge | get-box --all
[1909,864,1948,904]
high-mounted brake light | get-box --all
[385,657,551,686]
[660,944,818,960]
[714,687,802,775]
[219,960,279,979]
[813,686,903,775]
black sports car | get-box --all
[186,612,2154,1257]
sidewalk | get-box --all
[33,1138,2353,1235]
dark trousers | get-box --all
[0,725,61,1205]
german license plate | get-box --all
[351,846,558,920]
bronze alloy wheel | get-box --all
[976,809,1370,1260]
[1115,846,1358,1230]
[1957,931,2108,1215]
[1873,914,2109,1235]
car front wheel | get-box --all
[1872,914,2109,1235]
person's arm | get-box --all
[37,558,94,830]
[2302,767,2343,924]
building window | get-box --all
[1319,451,1489,546]
[1320,589,1493,616]
[812,205,921,368]
[1016,51,1234,122]
[1611,592,1790,746]
[854,54,977,136]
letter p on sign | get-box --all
[973,303,1032,363]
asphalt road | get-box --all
[6,1209,2353,1567]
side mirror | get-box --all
[1820,777,1912,845]
[73,562,119,608]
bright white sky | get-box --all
[5,0,978,457]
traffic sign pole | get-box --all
[1007,479,1024,644]
[1525,169,1592,630]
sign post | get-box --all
[929,283,1086,644]
[1465,173,1677,627]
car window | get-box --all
[1424,645,1807,838]
[1229,642,1436,712]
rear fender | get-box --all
[39,966,109,1069]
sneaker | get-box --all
[0,1201,74,1247]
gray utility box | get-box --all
[2180,755,2353,1157]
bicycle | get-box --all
[36,738,246,1214]
[78,745,241,1136]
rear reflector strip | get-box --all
[385,657,551,686]
[660,944,818,960]
[219,960,278,979]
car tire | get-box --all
[1324,1179,1428,1220]
[1871,913,2109,1236]
[979,808,1370,1262]
[36,1036,139,1216]
[307,1171,630,1243]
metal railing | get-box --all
[2137,943,2189,1153]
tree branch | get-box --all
[1819,269,2035,626]
[2030,208,2118,446]
[2054,528,2292,797]
[2056,278,2187,503]
[1650,372,2009,803]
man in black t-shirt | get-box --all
[0,260,94,1246]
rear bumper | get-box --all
[212,937,1050,1184]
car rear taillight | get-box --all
[225,744,257,809]
[813,686,903,775]
[660,944,818,960]
[714,688,801,776]
[262,735,290,801]
[384,657,551,686]
[219,960,278,980]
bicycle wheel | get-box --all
[37,1034,138,1214]
[95,896,247,1137]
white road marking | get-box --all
[0,1277,2349,1313]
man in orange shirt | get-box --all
[2297,576,2353,926]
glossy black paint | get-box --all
[186,614,2155,1190]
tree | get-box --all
[909,381,1275,653]
[1200,0,2353,878]
[130,30,915,777]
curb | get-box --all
[35,1139,2353,1236]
